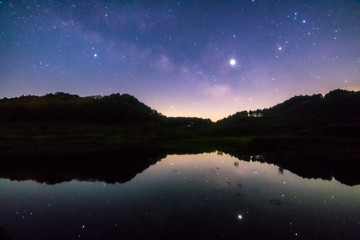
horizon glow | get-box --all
[1,1,360,120]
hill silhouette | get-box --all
[0,92,161,124]
[1,89,359,132]
[216,89,360,138]
[0,89,359,139]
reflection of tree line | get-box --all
[0,145,359,186]
[0,225,12,240]
[225,145,360,187]
[0,148,167,185]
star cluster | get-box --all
[1,0,359,120]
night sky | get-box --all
[1,1,360,120]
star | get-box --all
[229,59,236,66]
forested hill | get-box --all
[0,92,161,124]
[216,89,360,137]
[262,89,359,119]
[0,89,359,137]
[0,92,212,129]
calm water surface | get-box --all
[1,152,359,239]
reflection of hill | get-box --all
[1,144,360,186]
[222,137,360,186]
[0,149,166,184]
[0,225,12,240]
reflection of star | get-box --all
[229,59,236,66]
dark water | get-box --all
[1,152,359,240]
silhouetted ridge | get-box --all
[0,92,161,124]
[267,94,323,115]
[216,89,360,137]
[1,89,359,137]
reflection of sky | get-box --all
[149,152,360,193]
[0,152,360,239]
[1,1,360,120]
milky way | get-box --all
[1,0,359,120]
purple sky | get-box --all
[1,0,360,120]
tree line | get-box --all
[0,89,359,138]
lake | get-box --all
[0,152,359,239]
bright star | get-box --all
[93,53,98,57]
[238,214,243,219]
[229,59,236,66]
